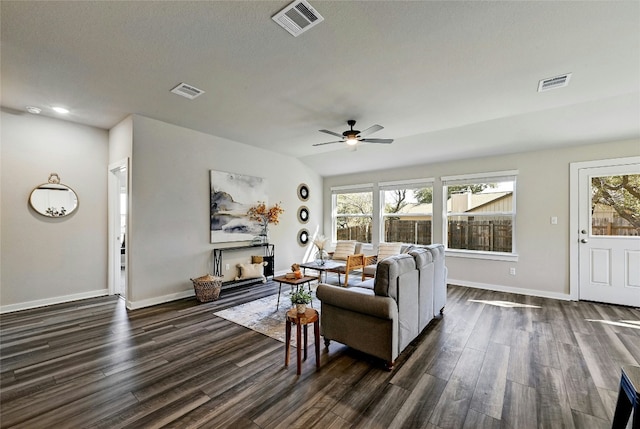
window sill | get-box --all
[445,249,519,262]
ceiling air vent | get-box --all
[170,82,205,100]
[272,0,324,37]
[538,73,572,92]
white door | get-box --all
[578,162,640,306]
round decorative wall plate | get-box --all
[297,229,310,246]
[297,183,309,201]
[297,206,309,224]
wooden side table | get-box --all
[612,365,640,429]
[284,308,320,375]
[272,275,317,310]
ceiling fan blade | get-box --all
[319,129,343,138]
[358,124,383,137]
[360,138,394,144]
[312,140,344,146]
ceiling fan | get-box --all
[313,120,394,147]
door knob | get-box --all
[580,239,588,243]
[581,229,588,234]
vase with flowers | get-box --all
[313,234,329,266]
[247,201,284,244]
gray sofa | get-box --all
[316,244,447,369]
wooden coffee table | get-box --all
[272,274,317,310]
[284,307,320,375]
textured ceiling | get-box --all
[2,1,639,176]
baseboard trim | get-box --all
[0,279,572,313]
[126,289,195,310]
[448,279,573,301]
[0,289,110,314]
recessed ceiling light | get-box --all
[52,106,70,114]
[25,106,41,114]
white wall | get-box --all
[323,138,640,299]
[127,115,322,308]
[0,111,321,311]
[4,109,633,309]
[109,115,133,163]
[0,110,109,312]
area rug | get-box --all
[213,287,321,346]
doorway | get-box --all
[570,157,640,306]
[109,159,129,299]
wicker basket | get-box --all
[190,274,222,302]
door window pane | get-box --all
[591,174,640,236]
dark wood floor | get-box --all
[1,283,639,429]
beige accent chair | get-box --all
[326,240,365,286]
[330,253,366,286]
[362,242,404,278]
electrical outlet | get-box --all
[551,216,558,225]
[225,263,230,271]
[509,267,516,275]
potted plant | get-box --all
[290,289,312,314]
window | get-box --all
[332,185,373,244]
[380,179,433,245]
[442,170,517,257]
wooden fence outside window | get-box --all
[447,219,512,252]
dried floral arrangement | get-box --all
[313,234,328,250]
[247,202,284,231]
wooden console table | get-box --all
[212,243,275,288]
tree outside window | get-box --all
[591,174,640,236]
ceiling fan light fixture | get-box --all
[314,120,393,147]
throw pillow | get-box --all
[402,244,415,254]
[251,255,264,263]
[235,262,268,283]
[377,242,403,262]
[332,240,357,260]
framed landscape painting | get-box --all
[210,170,267,243]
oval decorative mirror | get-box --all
[297,206,309,224]
[29,173,79,217]
[297,183,309,201]
[297,228,310,246]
